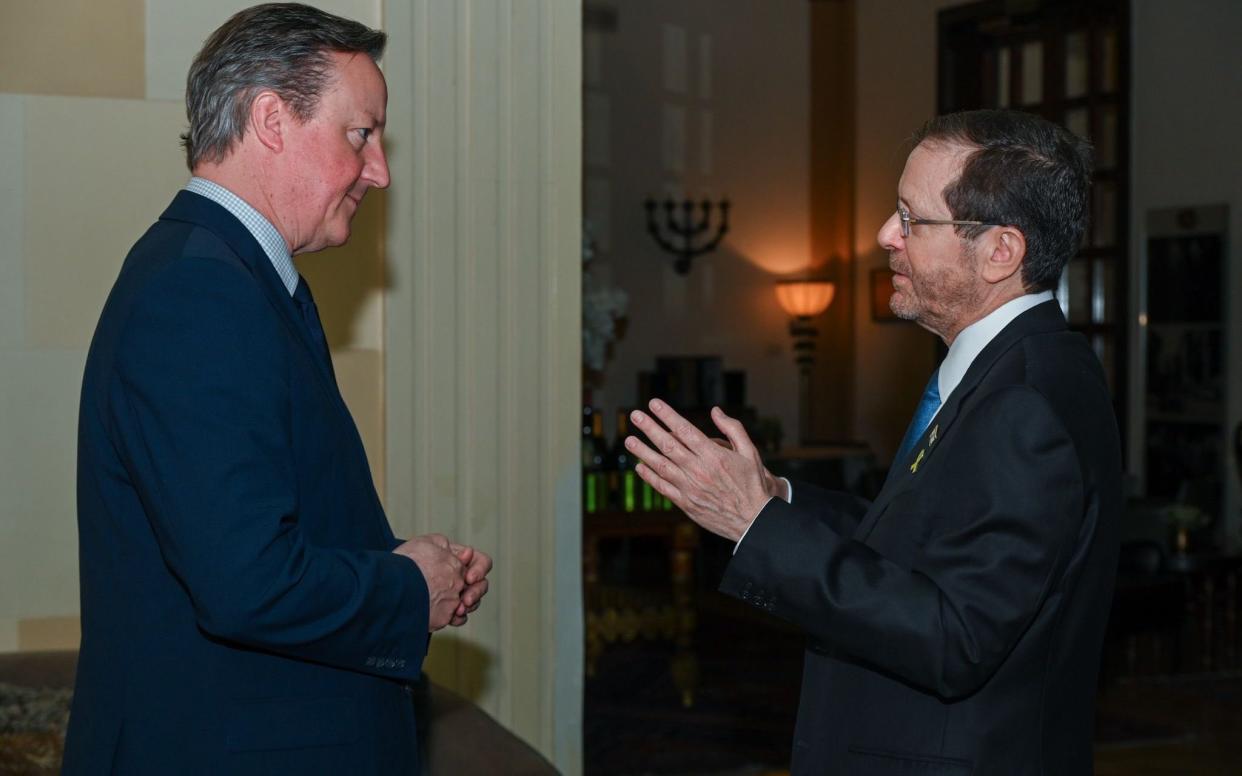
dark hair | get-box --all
[180,2,386,170]
[911,109,1093,292]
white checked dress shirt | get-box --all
[184,177,298,296]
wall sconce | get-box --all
[775,279,836,373]
[644,197,731,275]
[776,278,836,446]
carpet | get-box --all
[0,683,71,775]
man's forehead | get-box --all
[910,140,974,173]
[325,50,387,114]
[899,141,972,205]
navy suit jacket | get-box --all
[65,191,429,774]
[722,302,1121,775]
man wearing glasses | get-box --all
[627,110,1121,775]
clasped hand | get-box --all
[625,401,784,543]
[393,534,492,631]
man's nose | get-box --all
[877,211,903,252]
[364,143,390,189]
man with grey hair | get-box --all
[66,5,489,772]
[628,110,1121,774]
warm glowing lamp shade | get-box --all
[775,280,836,318]
[776,278,837,445]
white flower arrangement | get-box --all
[582,222,628,373]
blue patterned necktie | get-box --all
[293,276,336,380]
[895,368,941,463]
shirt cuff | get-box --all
[733,478,793,553]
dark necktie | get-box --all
[293,276,335,380]
[894,368,941,464]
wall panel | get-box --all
[0,0,144,99]
[383,0,582,771]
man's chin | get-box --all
[322,223,353,250]
[295,230,350,256]
[889,293,919,321]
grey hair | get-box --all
[911,110,1093,293]
[180,2,386,170]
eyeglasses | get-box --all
[897,204,999,238]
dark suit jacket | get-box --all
[722,301,1121,775]
[65,191,430,774]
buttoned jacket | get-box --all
[723,301,1121,776]
[65,191,429,774]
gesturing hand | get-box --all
[447,543,493,626]
[625,400,783,542]
[393,534,465,631]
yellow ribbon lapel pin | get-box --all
[910,448,925,474]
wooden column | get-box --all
[807,0,857,442]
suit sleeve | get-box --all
[722,386,1083,699]
[108,256,428,680]
[785,479,872,536]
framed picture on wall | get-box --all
[870,268,900,322]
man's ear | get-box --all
[249,91,285,153]
[979,226,1027,285]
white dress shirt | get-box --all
[185,177,298,296]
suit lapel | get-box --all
[855,301,1069,541]
[159,191,347,412]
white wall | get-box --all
[1129,0,1242,548]
[584,0,812,446]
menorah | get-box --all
[643,197,731,275]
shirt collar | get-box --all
[184,177,299,296]
[938,290,1055,404]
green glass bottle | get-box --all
[607,411,638,512]
[583,408,607,513]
